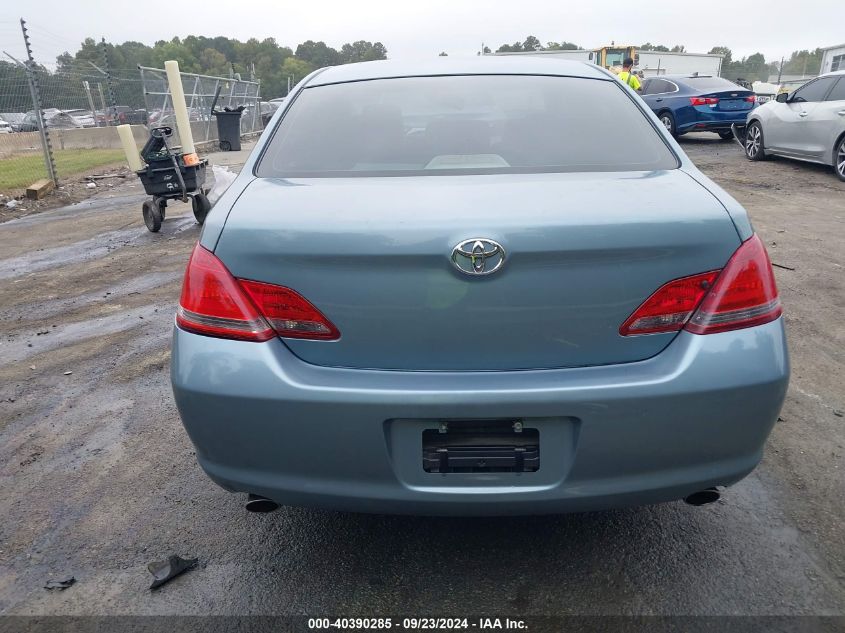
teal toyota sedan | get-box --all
[171,57,789,515]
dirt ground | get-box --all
[0,163,134,223]
[0,135,843,617]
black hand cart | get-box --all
[136,126,211,232]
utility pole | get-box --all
[82,80,98,125]
[100,38,118,121]
[777,56,784,84]
[97,83,107,114]
[20,18,57,185]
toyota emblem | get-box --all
[450,238,506,276]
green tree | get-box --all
[49,34,390,101]
[199,48,230,77]
[782,49,823,76]
[708,46,733,66]
[339,41,388,63]
[522,36,542,51]
[281,57,315,93]
[296,40,341,67]
[496,42,522,53]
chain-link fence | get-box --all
[139,66,262,146]
[0,64,144,198]
[2,26,263,201]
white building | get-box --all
[820,44,845,74]
[490,48,723,77]
[636,51,723,77]
[491,49,595,63]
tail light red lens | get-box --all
[685,234,781,334]
[177,243,275,341]
[176,243,339,342]
[745,95,757,102]
[620,234,781,337]
[620,271,720,336]
[690,97,719,106]
[239,280,340,340]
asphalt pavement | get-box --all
[0,136,843,618]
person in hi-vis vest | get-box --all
[618,58,642,92]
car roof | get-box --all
[305,57,611,87]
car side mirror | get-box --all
[775,92,789,103]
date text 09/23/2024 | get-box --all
[307,618,527,630]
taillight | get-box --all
[745,95,757,102]
[619,271,720,336]
[619,234,781,337]
[176,243,339,342]
[685,234,781,334]
[239,280,340,340]
[690,97,719,106]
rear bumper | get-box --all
[678,107,753,132]
[171,319,789,515]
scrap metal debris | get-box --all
[44,577,75,590]
[147,555,198,590]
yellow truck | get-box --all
[594,45,638,73]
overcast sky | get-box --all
[1,0,843,67]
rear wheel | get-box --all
[745,121,766,161]
[658,112,676,137]
[718,131,734,140]
[191,193,211,224]
[219,140,232,151]
[142,200,162,232]
[835,136,845,182]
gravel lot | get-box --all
[0,135,843,616]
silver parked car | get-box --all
[171,58,789,516]
[744,70,845,180]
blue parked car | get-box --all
[640,74,756,138]
[171,58,788,516]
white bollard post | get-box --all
[164,60,196,155]
[116,124,144,171]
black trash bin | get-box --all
[212,106,244,151]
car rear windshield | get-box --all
[256,75,678,177]
[684,77,744,92]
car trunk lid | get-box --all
[708,89,756,112]
[214,170,740,370]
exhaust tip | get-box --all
[245,494,280,513]
[684,487,721,506]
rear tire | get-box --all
[745,121,766,161]
[835,135,845,182]
[718,131,734,140]
[142,200,162,232]
[191,194,211,224]
[219,140,232,152]
[658,111,677,137]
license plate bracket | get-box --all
[422,421,539,473]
